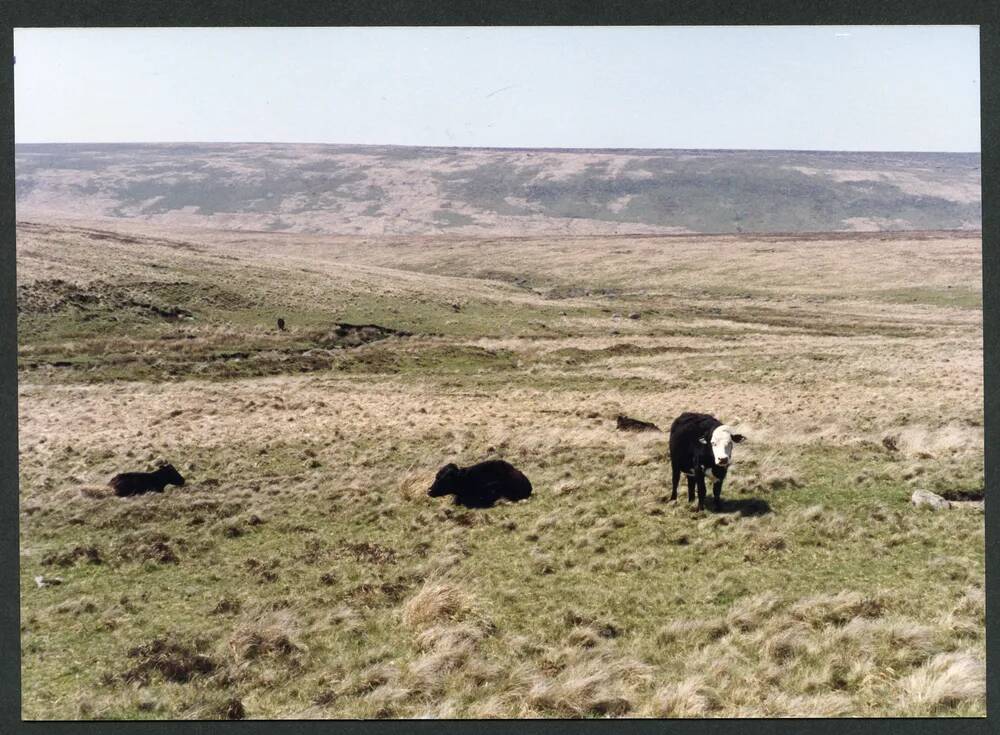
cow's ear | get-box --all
[732,434,745,443]
[698,437,708,445]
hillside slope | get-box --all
[16,143,981,236]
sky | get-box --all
[13,26,981,152]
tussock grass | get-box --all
[401,580,479,630]
[645,677,721,717]
[228,612,305,662]
[525,648,653,717]
[897,651,985,715]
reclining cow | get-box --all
[109,463,186,497]
[427,460,532,508]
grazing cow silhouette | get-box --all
[428,460,532,508]
[277,317,286,331]
[109,464,186,497]
[669,412,744,511]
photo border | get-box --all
[1,1,996,733]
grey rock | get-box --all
[911,489,951,510]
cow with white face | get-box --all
[668,412,745,511]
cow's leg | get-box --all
[696,475,707,510]
[671,466,681,501]
[687,476,696,503]
[713,480,723,511]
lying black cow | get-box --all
[669,412,744,510]
[428,460,532,508]
[109,463,186,497]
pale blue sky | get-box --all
[14,26,981,151]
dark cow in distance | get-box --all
[669,412,745,511]
[428,460,532,508]
[616,414,661,432]
[109,463,186,497]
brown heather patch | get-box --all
[341,541,397,565]
[41,544,102,567]
[228,613,304,662]
[120,637,217,685]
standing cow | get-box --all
[669,412,745,511]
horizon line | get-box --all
[13,141,983,155]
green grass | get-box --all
[19,436,984,719]
[872,287,982,310]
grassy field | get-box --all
[17,220,985,719]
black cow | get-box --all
[669,412,745,510]
[428,460,532,508]
[277,317,286,331]
[109,463,186,497]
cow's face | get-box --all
[428,463,460,497]
[701,425,745,467]
[158,463,186,487]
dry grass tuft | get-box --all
[228,613,304,661]
[792,504,825,522]
[656,617,729,647]
[764,692,856,717]
[749,531,787,554]
[789,591,887,626]
[565,626,604,649]
[762,624,816,663]
[401,579,478,630]
[645,677,720,717]
[78,484,112,499]
[467,693,521,718]
[897,650,985,714]
[527,646,653,717]
[953,586,985,623]
[725,592,784,633]
[363,683,413,718]
[338,662,401,698]
[414,621,488,652]
[527,666,632,717]
[398,466,437,501]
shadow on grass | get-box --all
[451,494,532,509]
[718,497,772,516]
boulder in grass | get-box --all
[911,489,951,510]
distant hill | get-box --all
[15,143,981,236]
